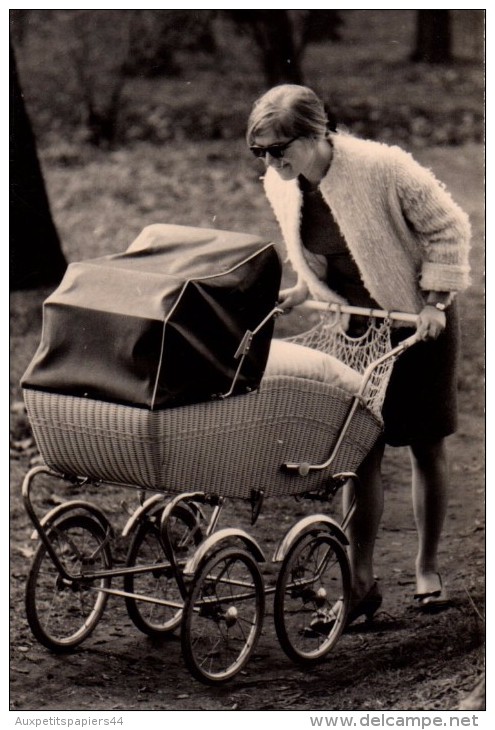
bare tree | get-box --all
[34,10,217,147]
[123,9,217,77]
[10,42,67,290]
[63,11,132,147]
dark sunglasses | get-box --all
[249,136,299,160]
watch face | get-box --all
[435,302,447,311]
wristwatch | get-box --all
[428,302,447,312]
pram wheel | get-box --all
[25,513,112,652]
[274,531,350,664]
[124,504,203,636]
[181,545,265,684]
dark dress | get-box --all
[299,176,458,446]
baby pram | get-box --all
[20,224,419,684]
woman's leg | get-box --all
[343,438,385,599]
[409,437,449,596]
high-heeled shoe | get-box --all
[345,581,382,627]
[413,573,450,612]
[304,582,382,637]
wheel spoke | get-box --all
[182,546,264,684]
[124,505,202,637]
[25,514,111,652]
[274,532,350,664]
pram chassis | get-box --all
[21,301,420,684]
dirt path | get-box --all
[9,145,485,712]
[9,371,485,712]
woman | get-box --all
[246,84,471,625]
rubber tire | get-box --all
[25,513,112,653]
[181,545,265,684]
[124,504,202,636]
[274,530,351,665]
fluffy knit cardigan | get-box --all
[263,132,471,313]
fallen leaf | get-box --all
[12,438,34,451]
[18,545,35,559]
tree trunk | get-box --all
[10,42,67,290]
[411,10,452,64]
[255,11,303,86]
[229,10,303,86]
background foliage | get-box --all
[11,9,484,149]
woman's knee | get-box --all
[409,438,449,486]
[410,437,447,464]
[359,437,385,473]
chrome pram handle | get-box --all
[299,300,420,325]
[282,302,421,477]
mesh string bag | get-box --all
[285,308,396,420]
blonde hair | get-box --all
[246,84,333,145]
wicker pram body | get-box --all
[20,225,421,687]
[21,225,405,502]
[24,373,382,499]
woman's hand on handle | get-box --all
[416,305,447,341]
[278,281,309,311]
